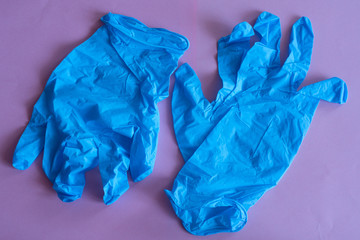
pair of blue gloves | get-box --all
[13,12,347,235]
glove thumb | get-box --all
[13,107,47,170]
[298,77,348,104]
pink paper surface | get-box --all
[0,0,359,239]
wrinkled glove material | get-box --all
[13,13,189,205]
[165,11,347,235]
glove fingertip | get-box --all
[103,193,122,205]
[131,168,153,182]
[293,16,313,38]
[335,78,348,104]
[103,180,129,205]
[12,157,30,170]
[298,16,312,26]
[57,193,80,203]
[254,11,281,48]
[258,11,279,20]
[174,63,193,82]
[321,77,348,104]
[13,143,38,170]
[101,170,130,205]
[255,11,280,30]
[229,22,254,42]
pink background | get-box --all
[1,0,359,239]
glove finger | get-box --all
[234,42,279,92]
[13,108,46,170]
[129,125,157,182]
[53,136,98,202]
[173,63,210,109]
[230,12,282,92]
[282,16,314,89]
[173,63,210,132]
[173,63,213,161]
[41,119,64,182]
[99,137,130,205]
[233,13,283,92]
[298,77,348,104]
[253,11,281,65]
[217,21,254,98]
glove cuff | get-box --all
[101,12,189,52]
[165,190,248,235]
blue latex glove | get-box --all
[13,13,189,205]
[166,12,347,235]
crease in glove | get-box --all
[166,11,347,235]
[13,12,189,205]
